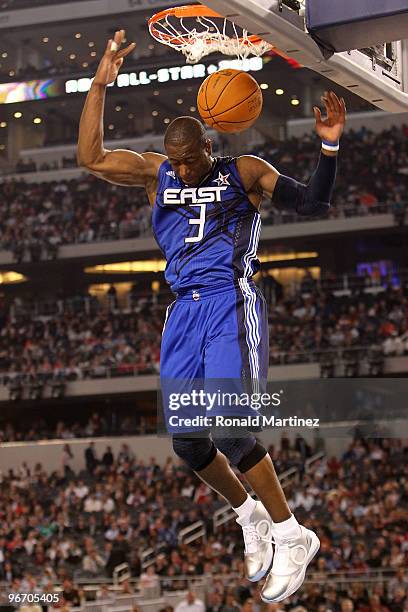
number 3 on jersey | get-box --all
[185,203,206,244]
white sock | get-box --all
[233,494,257,525]
[272,514,301,540]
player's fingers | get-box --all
[329,91,341,114]
[321,95,330,118]
[313,106,322,124]
[108,29,124,54]
[114,29,125,45]
[116,42,136,59]
[323,91,335,114]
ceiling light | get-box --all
[128,113,134,119]
[1,52,7,58]
[177,98,183,104]
[108,124,114,130]
[0,271,26,283]
[152,110,158,117]
[88,42,95,48]
[0,121,7,128]
[69,53,76,60]
[0,144,5,150]
[85,260,166,274]
[153,90,159,96]
[260,83,269,90]
[291,97,300,106]
[82,62,88,68]
[56,45,63,51]
[42,37,49,43]
[8,70,15,77]
[14,111,22,118]
[33,117,42,124]
[189,106,196,112]
[75,33,81,39]
[90,51,96,57]
[275,88,284,95]
[115,105,121,111]
[164,118,170,124]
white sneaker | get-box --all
[236,501,274,582]
[261,525,320,602]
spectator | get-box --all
[61,578,81,607]
[84,441,97,474]
[174,591,205,612]
[82,549,106,575]
[102,445,114,468]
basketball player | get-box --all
[77,30,346,603]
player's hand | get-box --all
[313,91,346,143]
[93,29,136,86]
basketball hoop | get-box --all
[148,4,273,64]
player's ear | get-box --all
[205,138,212,154]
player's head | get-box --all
[164,116,212,186]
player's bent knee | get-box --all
[213,437,267,471]
[172,435,217,471]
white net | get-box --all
[149,13,272,64]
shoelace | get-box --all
[242,519,275,553]
[242,523,260,548]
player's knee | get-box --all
[172,435,217,471]
[213,437,267,472]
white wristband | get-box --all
[321,140,339,152]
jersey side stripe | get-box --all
[242,214,261,278]
[242,215,259,277]
[162,300,176,336]
[238,278,261,395]
[249,216,262,277]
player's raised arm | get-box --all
[239,91,346,215]
[77,29,165,189]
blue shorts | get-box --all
[160,280,269,433]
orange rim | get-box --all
[148,4,268,47]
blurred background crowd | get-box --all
[0,437,406,611]
[1,126,407,262]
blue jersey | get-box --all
[152,157,261,293]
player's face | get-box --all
[166,139,212,186]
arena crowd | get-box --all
[1,125,407,260]
[0,276,406,395]
[0,437,406,611]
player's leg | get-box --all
[201,283,273,582]
[160,296,248,508]
[235,282,320,603]
[193,449,248,507]
[205,281,319,600]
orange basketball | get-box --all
[197,69,263,133]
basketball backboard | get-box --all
[202,0,408,112]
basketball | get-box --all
[197,69,263,133]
